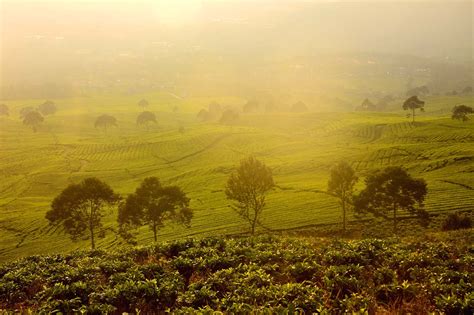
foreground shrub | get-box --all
[0,232,472,313]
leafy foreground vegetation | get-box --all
[1,231,472,314]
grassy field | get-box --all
[0,92,473,262]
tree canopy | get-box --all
[328,161,358,232]
[118,177,192,242]
[219,109,239,125]
[354,166,428,234]
[225,156,274,235]
[22,110,44,132]
[402,96,425,122]
[138,99,149,110]
[94,114,117,131]
[46,178,119,249]
[291,101,308,113]
[451,105,473,122]
[136,111,157,129]
[0,104,9,116]
[38,100,57,116]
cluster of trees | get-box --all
[197,101,240,124]
[46,177,192,249]
[224,157,428,236]
[47,155,464,248]
[0,100,58,132]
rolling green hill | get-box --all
[0,93,473,262]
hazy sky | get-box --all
[1,0,472,88]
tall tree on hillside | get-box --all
[219,109,239,125]
[328,161,358,232]
[19,106,34,119]
[46,178,119,249]
[94,114,117,132]
[451,105,473,122]
[22,110,44,132]
[402,96,425,123]
[0,104,9,116]
[118,177,192,242]
[38,100,57,116]
[354,166,428,234]
[225,156,274,235]
[138,99,149,111]
[136,111,157,130]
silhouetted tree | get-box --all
[461,86,472,94]
[328,161,358,232]
[356,98,376,111]
[94,114,117,132]
[208,101,222,114]
[291,101,308,113]
[46,178,119,249]
[0,104,9,116]
[118,177,192,242]
[38,100,57,116]
[19,106,34,119]
[225,156,274,235]
[138,99,149,111]
[451,105,473,122]
[22,110,44,132]
[403,96,425,123]
[197,109,211,122]
[220,109,239,125]
[136,111,157,130]
[354,166,428,234]
[243,99,259,113]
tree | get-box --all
[94,114,117,132]
[38,100,57,116]
[355,98,376,111]
[461,86,472,94]
[225,156,274,235]
[46,178,119,249]
[451,105,473,122]
[219,109,239,125]
[22,110,44,132]
[354,166,428,234]
[327,161,358,232]
[136,111,157,130]
[291,101,308,113]
[19,106,34,119]
[0,104,9,116]
[118,177,192,242]
[402,96,425,123]
[243,99,259,113]
[138,99,149,111]
[197,109,211,122]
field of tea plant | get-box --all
[0,231,472,313]
[0,92,473,262]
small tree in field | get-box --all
[138,99,149,111]
[225,156,274,235]
[403,96,425,123]
[38,100,57,116]
[136,111,157,130]
[94,114,117,132]
[23,110,44,132]
[118,177,192,242]
[354,166,428,234]
[0,104,9,116]
[451,105,473,122]
[328,161,358,232]
[46,178,119,249]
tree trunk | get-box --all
[153,222,157,242]
[342,199,346,232]
[393,204,397,235]
[412,108,415,123]
[251,215,257,235]
[89,203,96,249]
